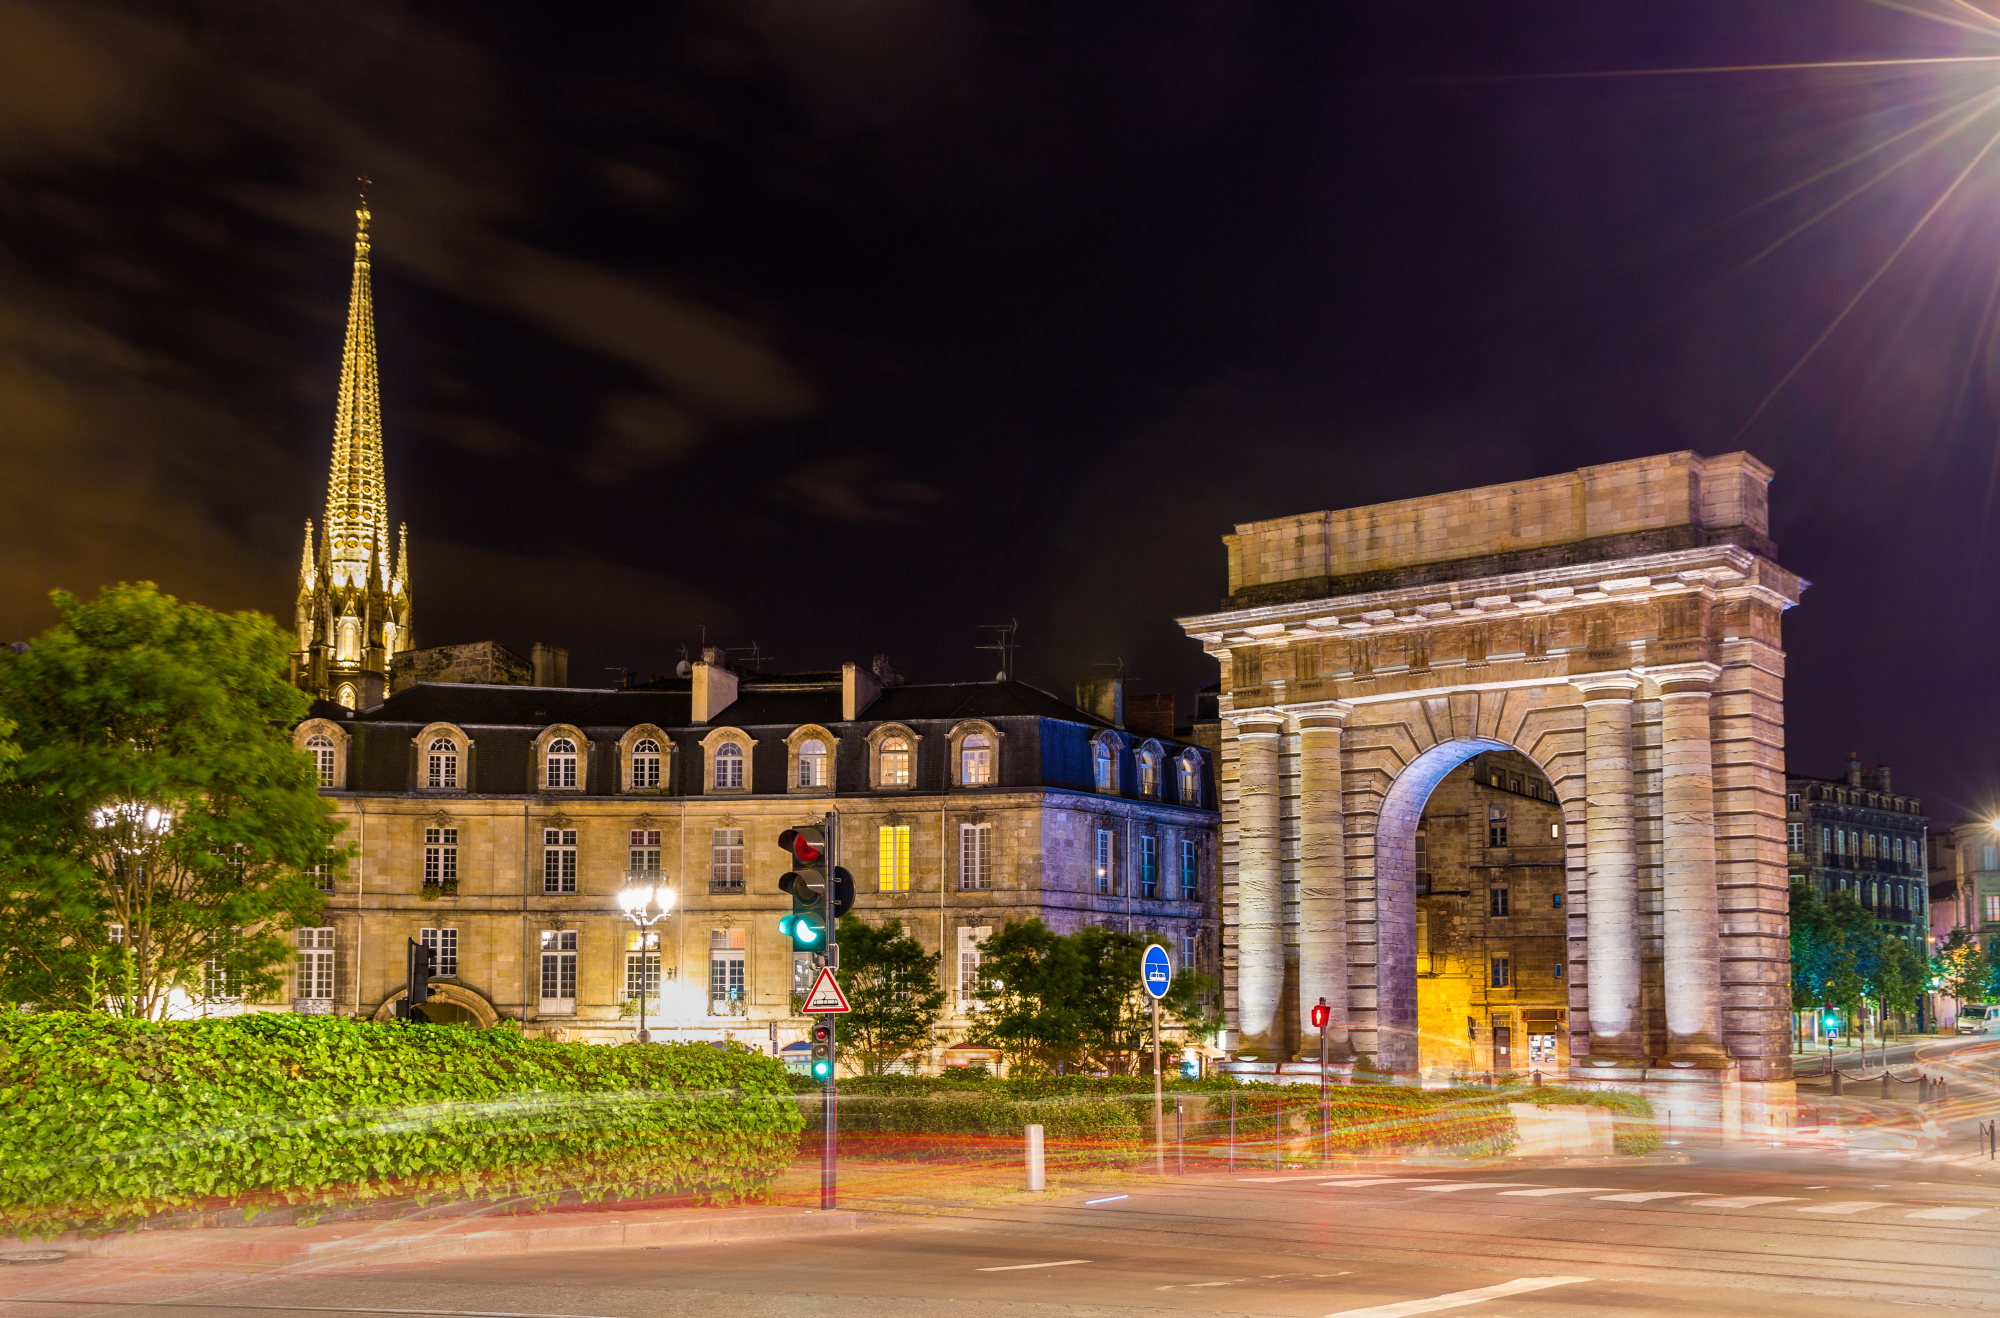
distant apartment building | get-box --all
[1785,754,1928,945]
[1415,749,1570,1078]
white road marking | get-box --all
[1405,1182,1542,1194]
[1797,1201,1894,1214]
[1319,1178,1439,1188]
[1497,1187,1618,1197]
[1903,1206,1990,1221]
[1689,1197,1801,1209]
[1240,1174,1359,1182]
[1592,1191,1703,1202]
[977,1259,1092,1272]
[1324,1275,1593,1316]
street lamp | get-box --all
[617,879,676,1043]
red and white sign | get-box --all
[801,967,851,1014]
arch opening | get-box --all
[1372,737,1573,1079]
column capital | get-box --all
[1648,661,1722,696]
[1294,701,1354,733]
[1571,673,1641,700]
[1229,711,1287,738]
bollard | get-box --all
[1025,1123,1046,1192]
[1882,1072,1892,1100]
[1831,1068,1843,1096]
[1228,1089,1237,1171]
[1176,1098,1185,1176]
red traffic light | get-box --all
[811,1023,832,1043]
[1310,998,1330,1030]
[779,826,826,865]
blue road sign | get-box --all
[1141,943,1172,1000]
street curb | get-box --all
[3,1205,859,1268]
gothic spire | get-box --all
[322,193,386,590]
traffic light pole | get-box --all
[822,810,838,1212]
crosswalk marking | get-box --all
[1324,1275,1593,1317]
[1592,1191,1702,1202]
[1904,1206,1990,1221]
[1405,1182,1542,1194]
[1689,1196,1801,1209]
[1797,1202,1894,1214]
[1318,1178,1440,1188]
[1497,1187,1619,1197]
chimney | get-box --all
[872,653,902,686]
[1846,751,1862,787]
[1127,693,1175,739]
[1875,763,1892,794]
[692,648,738,723]
[531,642,568,687]
[843,661,882,721]
[1076,676,1124,728]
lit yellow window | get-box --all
[878,824,911,892]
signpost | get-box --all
[784,813,849,1209]
[1312,997,1330,1165]
[1141,944,1172,1175]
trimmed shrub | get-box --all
[0,1013,802,1237]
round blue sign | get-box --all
[1141,943,1172,1000]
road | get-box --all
[5,1042,1997,1318]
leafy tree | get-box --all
[0,584,341,1018]
[1932,926,1984,1005]
[831,916,947,1074]
[965,919,1221,1076]
[1789,883,1864,1016]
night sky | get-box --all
[4,2,1999,815]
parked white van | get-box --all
[1956,1004,2000,1034]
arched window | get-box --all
[306,734,336,788]
[1092,739,1115,793]
[798,738,828,788]
[714,741,744,789]
[960,733,992,786]
[1136,747,1161,798]
[1178,752,1201,804]
[427,738,459,789]
[336,618,359,663]
[631,738,661,789]
[335,683,357,710]
[879,737,912,786]
[546,737,578,789]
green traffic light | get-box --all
[811,1058,833,1081]
[797,922,822,947]
[779,913,795,935]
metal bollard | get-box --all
[1882,1072,1892,1099]
[1025,1123,1046,1192]
[1831,1068,1843,1096]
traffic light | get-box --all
[1311,998,1330,1032]
[400,938,435,1022]
[810,1021,834,1082]
[779,826,829,951]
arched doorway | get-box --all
[371,982,500,1027]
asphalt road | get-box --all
[6,1041,1998,1318]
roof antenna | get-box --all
[977,618,1020,682]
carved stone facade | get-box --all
[1179,451,1803,1094]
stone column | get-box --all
[1576,676,1646,1066]
[1296,706,1352,1058]
[1233,714,1286,1056]
[1658,664,1727,1064]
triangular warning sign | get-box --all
[801,967,851,1014]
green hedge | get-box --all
[0,1013,803,1237]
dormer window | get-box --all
[1136,746,1161,799]
[714,741,744,790]
[880,737,912,786]
[1178,752,1201,804]
[632,738,661,789]
[427,738,459,789]
[546,737,578,789]
[307,734,336,788]
[961,734,992,786]
[1092,738,1116,794]
[798,738,828,788]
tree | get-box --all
[1933,926,1984,1004]
[0,584,341,1018]
[965,919,1223,1076]
[831,916,947,1074]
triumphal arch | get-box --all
[1179,452,1802,1097]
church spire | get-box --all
[323,191,387,591]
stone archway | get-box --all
[1181,452,1802,1094]
[371,982,500,1027]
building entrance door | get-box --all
[1492,1026,1512,1071]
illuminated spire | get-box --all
[298,519,317,594]
[322,188,386,590]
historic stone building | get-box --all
[290,200,413,710]
[1415,749,1570,1078]
[1179,451,1802,1109]
[290,660,1219,1062]
[1785,755,1927,944]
